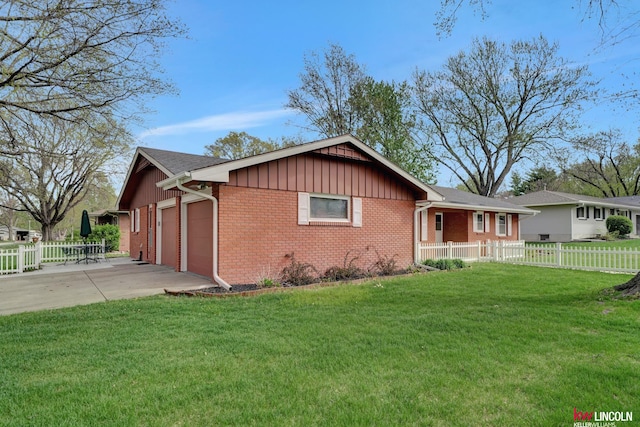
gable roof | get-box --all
[425,185,538,215]
[138,147,228,176]
[511,190,639,209]
[117,147,227,208]
[157,134,445,202]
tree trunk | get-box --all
[614,272,640,296]
[41,224,55,242]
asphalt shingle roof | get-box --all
[511,190,639,208]
[430,185,533,211]
[138,147,228,175]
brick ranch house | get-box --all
[117,135,535,287]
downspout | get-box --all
[414,203,433,264]
[176,180,232,291]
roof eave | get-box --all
[429,201,539,215]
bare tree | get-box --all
[412,36,598,196]
[286,43,367,137]
[435,0,639,46]
[0,193,21,240]
[0,0,183,153]
[0,113,131,241]
[287,44,436,182]
[559,129,640,197]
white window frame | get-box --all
[473,211,484,233]
[576,206,587,220]
[594,206,603,221]
[298,193,361,226]
[309,194,350,223]
[496,213,507,236]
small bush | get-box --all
[370,250,399,276]
[254,267,281,288]
[280,253,318,286]
[606,215,632,237]
[323,249,368,281]
[604,231,620,241]
[422,258,467,271]
[89,224,120,252]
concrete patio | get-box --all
[0,257,215,316]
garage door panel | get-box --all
[187,201,213,278]
[161,206,176,268]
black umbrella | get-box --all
[80,210,92,239]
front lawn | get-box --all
[0,264,638,426]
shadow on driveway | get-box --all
[0,257,215,316]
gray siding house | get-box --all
[511,190,640,241]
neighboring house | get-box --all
[89,209,130,253]
[0,225,17,241]
[117,135,535,286]
[511,190,640,241]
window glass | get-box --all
[497,214,506,235]
[474,212,484,232]
[310,196,348,220]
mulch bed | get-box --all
[164,269,423,299]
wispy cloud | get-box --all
[138,109,293,139]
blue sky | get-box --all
[134,0,640,186]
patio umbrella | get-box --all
[80,210,92,240]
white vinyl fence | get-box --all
[418,240,640,273]
[0,240,106,275]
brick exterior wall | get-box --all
[217,185,415,285]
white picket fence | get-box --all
[0,240,106,275]
[418,240,640,273]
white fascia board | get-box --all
[157,171,190,190]
[429,201,539,215]
[190,169,229,183]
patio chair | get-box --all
[61,246,80,265]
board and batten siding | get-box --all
[226,151,416,201]
[127,167,182,209]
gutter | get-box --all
[175,178,232,291]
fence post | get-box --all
[35,241,42,266]
[477,240,482,261]
[447,241,453,259]
[17,245,24,273]
[556,242,562,267]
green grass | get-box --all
[1,264,639,426]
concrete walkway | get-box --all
[0,257,215,316]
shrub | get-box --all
[369,250,399,276]
[280,253,318,286]
[323,249,367,281]
[254,267,281,288]
[422,258,467,270]
[89,224,120,252]
[606,215,632,237]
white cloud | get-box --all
[138,109,293,139]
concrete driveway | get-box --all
[0,257,215,316]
